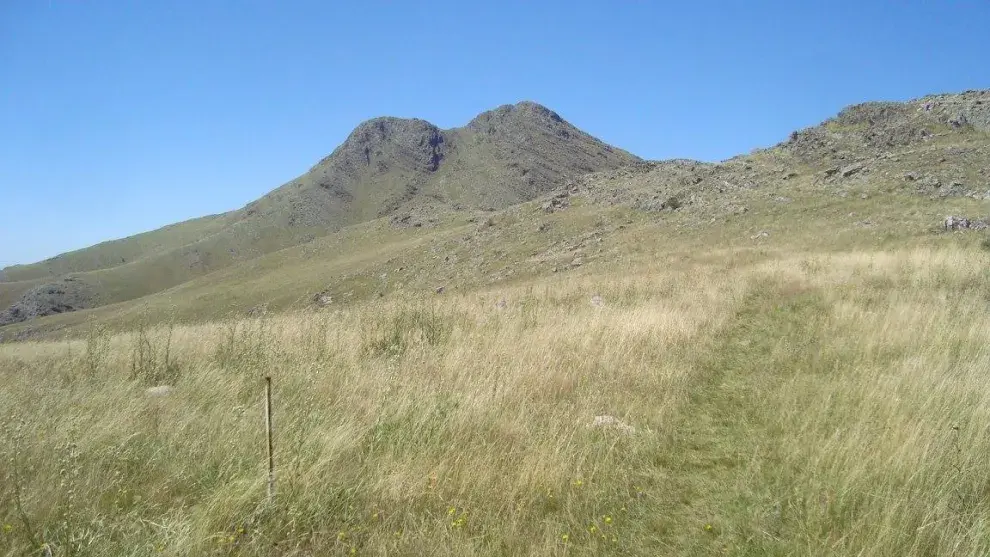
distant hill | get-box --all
[239,100,640,230]
[572,89,990,219]
[0,101,639,326]
[3,90,989,332]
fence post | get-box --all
[264,376,275,503]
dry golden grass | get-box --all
[2,243,989,556]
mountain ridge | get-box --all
[0,101,639,325]
[2,90,988,331]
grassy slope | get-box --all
[2,198,989,555]
[0,214,229,282]
[3,122,985,341]
[0,102,637,321]
[1,94,989,555]
[0,279,46,309]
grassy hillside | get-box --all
[0,279,46,310]
[2,210,989,555]
[7,90,986,332]
[2,90,990,555]
[3,88,988,340]
[0,102,638,327]
[2,174,986,344]
[0,214,229,283]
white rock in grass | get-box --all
[146,385,173,398]
[589,415,635,434]
[590,294,604,307]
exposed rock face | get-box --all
[0,277,95,326]
[240,100,640,232]
[313,117,448,179]
[782,90,990,168]
[919,90,990,132]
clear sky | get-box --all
[2,1,988,267]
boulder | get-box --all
[944,215,990,230]
[840,162,865,178]
[312,291,333,307]
[588,415,635,435]
[542,196,570,213]
[146,385,173,398]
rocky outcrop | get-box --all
[542,191,571,213]
[0,277,95,326]
[944,215,989,231]
[918,90,990,133]
[312,117,448,177]
[783,90,990,168]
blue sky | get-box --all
[2,1,988,267]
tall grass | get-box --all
[1,246,989,555]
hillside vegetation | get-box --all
[3,91,989,334]
[0,102,637,327]
[1,90,990,555]
[2,222,989,555]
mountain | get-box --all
[2,90,988,334]
[571,89,990,218]
[0,101,639,326]
[5,89,990,557]
[239,101,639,229]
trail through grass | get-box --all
[2,245,990,556]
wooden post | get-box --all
[264,376,275,503]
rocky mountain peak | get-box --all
[313,116,446,175]
[466,101,572,136]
